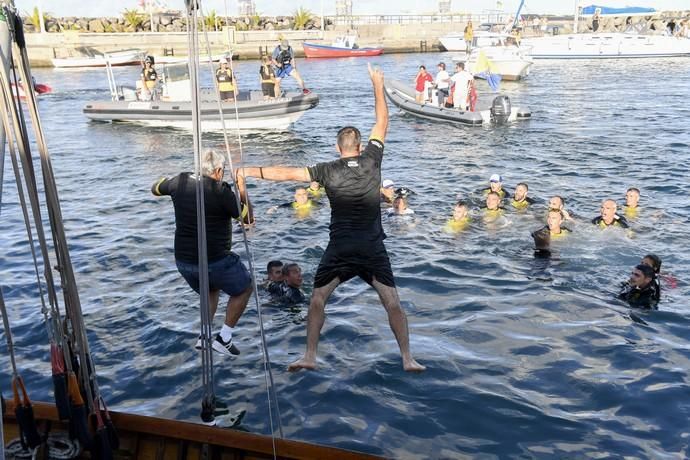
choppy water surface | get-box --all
[1,54,689,458]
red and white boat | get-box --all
[11,81,52,99]
[303,35,383,58]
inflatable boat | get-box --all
[384,80,531,126]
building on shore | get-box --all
[335,0,353,16]
[238,0,256,17]
[438,1,451,14]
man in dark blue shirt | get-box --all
[238,64,424,373]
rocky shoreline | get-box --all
[20,11,690,35]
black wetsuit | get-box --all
[307,139,395,287]
[618,282,659,309]
[152,173,241,263]
[592,215,629,229]
[268,281,305,304]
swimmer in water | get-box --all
[592,199,629,229]
[640,254,666,299]
[268,262,306,304]
[482,174,507,199]
[510,182,535,210]
[271,187,318,218]
[531,209,571,256]
[263,260,284,289]
[483,191,503,216]
[623,187,640,218]
[307,181,326,200]
[445,200,471,233]
[618,264,659,309]
[548,195,574,221]
[380,178,396,204]
[388,194,415,216]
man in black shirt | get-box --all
[618,264,659,309]
[152,150,253,356]
[238,64,424,373]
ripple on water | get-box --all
[1,57,689,458]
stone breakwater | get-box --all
[20,11,690,35]
[22,14,326,34]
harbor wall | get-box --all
[21,11,690,67]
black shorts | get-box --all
[314,240,395,288]
[220,90,234,101]
[261,83,275,97]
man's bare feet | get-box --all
[403,358,426,373]
[288,356,317,372]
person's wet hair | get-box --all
[267,260,283,274]
[336,126,361,152]
[281,262,300,277]
[635,264,655,280]
[642,254,662,273]
[455,200,467,208]
[487,191,500,199]
[517,182,528,190]
[627,187,640,194]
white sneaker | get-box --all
[212,334,240,356]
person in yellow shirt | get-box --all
[445,201,471,233]
[140,55,158,100]
[510,182,535,210]
[307,181,326,200]
[623,187,640,219]
[259,55,276,100]
[216,57,237,102]
[464,20,474,54]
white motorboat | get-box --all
[52,47,145,68]
[451,33,533,81]
[522,33,690,59]
[153,53,229,65]
[83,62,319,132]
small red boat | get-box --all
[303,35,384,58]
[11,81,52,99]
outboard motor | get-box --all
[490,95,512,125]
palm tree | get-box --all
[292,7,313,30]
[204,9,218,31]
[26,6,50,32]
[122,9,144,31]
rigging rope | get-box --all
[184,0,216,424]
[197,2,284,444]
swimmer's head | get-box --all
[294,187,309,205]
[549,195,564,211]
[336,126,362,156]
[282,263,303,288]
[514,182,528,201]
[267,260,284,282]
[393,195,408,212]
[630,264,655,288]
[641,254,662,274]
[600,199,617,223]
[486,191,500,210]
[309,181,321,191]
[453,200,468,220]
[626,187,640,208]
[489,174,502,192]
[547,209,563,232]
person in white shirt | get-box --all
[451,62,473,111]
[434,62,451,106]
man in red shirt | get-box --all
[414,65,433,103]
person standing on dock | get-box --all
[237,64,425,373]
[152,150,254,356]
[271,37,309,96]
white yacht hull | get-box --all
[439,34,466,52]
[523,33,690,59]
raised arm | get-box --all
[238,166,311,182]
[368,63,389,143]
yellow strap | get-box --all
[240,204,249,219]
[153,177,166,196]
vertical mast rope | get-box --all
[197,1,284,443]
[184,0,216,425]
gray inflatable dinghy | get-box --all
[384,80,530,126]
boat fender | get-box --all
[91,402,115,460]
[100,397,120,449]
[12,376,43,449]
[490,96,511,125]
[67,371,93,448]
[51,344,72,420]
[517,108,531,118]
[201,394,216,424]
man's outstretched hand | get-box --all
[368,63,385,90]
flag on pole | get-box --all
[474,50,502,92]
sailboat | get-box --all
[522,4,690,59]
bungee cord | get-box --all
[196,2,284,445]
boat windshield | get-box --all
[163,63,191,83]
